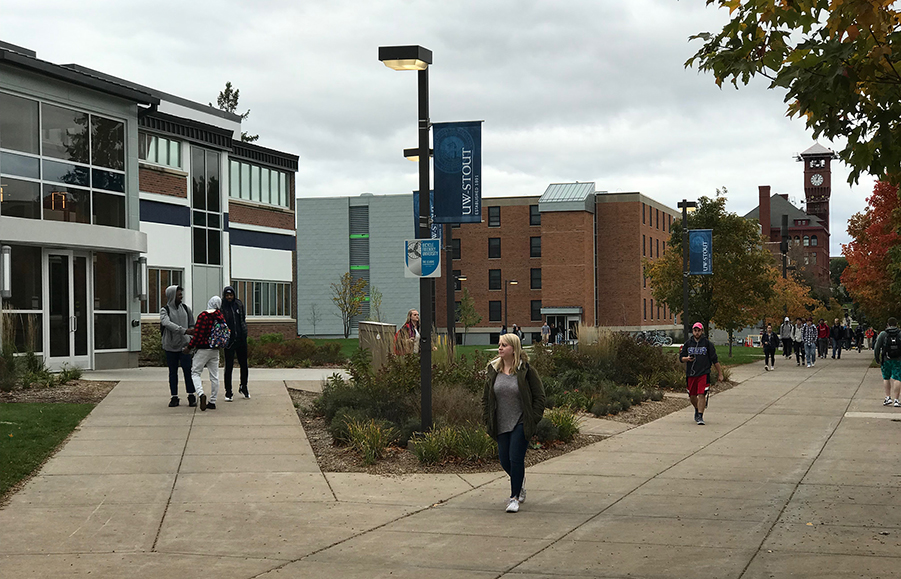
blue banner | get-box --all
[412,190,441,240]
[688,229,713,275]
[432,121,482,224]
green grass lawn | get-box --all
[0,403,95,499]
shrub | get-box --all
[396,418,422,448]
[328,407,370,443]
[57,364,82,384]
[453,425,497,461]
[590,401,610,417]
[411,427,456,464]
[650,389,664,402]
[259,333,284,344]
[139,325,167,367]
[534,418,559,443]
[314,374,359,422]
[544,406,580,442]
[0,349,18,392]
[346,418,397,465]
[608,401,623,415]
[431,383,483,427]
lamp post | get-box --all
[503,279,518,330]
[677,200,696,342]
[380,44,435,431]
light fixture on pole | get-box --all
[677,200,697,342]
[0,245,11,300]
[504,279,518,330]
[380,44,435,431]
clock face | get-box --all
[810,173,824,186]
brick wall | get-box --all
[542,210,595,325]
[229,201,295,230]
[247,320,297,340]
[139,166,187,198]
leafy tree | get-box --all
[455,288,482,346]
[330,272,368,339]
[368,286,384,323]
[757,272,819,325]
[841,180,901,327]
[687,1,901,183]
[211,81,259,143]
[829,256,851,303]
[644,191,776,356]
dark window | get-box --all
[488,269,502,290]
[531,300,542,321]
[42,184,89,224]
[643,276,646,288]
[658,304,661,319]
[530,237,541,258]
[656,208,659,229]
[488,206,500,227]
[41,103,88,163]
[643,235,646,256]
[642,203,645,224]
[452,238,461,260]
[453,269,462,291]
[0,92,39,154]
[529,205,540,226]
[93,192,125,228]
[656,238,659,256]
[0,177,40,219]
[488,238,501,259]
[489,300,502,322]
[452,223,460,228]
[643,299,647,320]
[531,268,541,289]
[91,116,125,171]
[650,299,654,319]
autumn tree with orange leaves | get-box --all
[842,180,901,326]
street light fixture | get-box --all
[504,279,518,330]
[677,200,697,342]
[380,44,435,431]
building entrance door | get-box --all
[44,250,92,370]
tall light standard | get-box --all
[504,279,518,330]
[380,45,434,431]
[678,200,697,342]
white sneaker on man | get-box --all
[506,498,520,513]
[884,396,893,406]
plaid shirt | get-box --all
[186,309,226,349]
[802,323,818,345]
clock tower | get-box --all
[796,143,838,232]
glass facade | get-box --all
[229,159,289,208]
[231,279,292,317]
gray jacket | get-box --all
[160,285,194,352]
[779,321,793,340]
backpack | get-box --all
[208,317,232,348]
[884,329,901,360]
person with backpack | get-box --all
[160,285,195,408]
[817,319,830,359]
[779,316,793,359]
[183,296,231,411]
[791,318,805,366]
[802,317,818,368]
[221,286,250,401]
[874,318,901,407]
[679,322,724,426]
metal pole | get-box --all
[682,204,690,343]
[504,281,508,330]
[417,67,432,432]
[445,223,455,353]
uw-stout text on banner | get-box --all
[688,229,713,275]
[404,239,442,278]
[412,190,441,240]
[432,121,482,224]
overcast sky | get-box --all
[1,0,874,255]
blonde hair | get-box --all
[490,333,529,372]
[404,309,418,326]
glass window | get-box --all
[192,147,205,209]
[811,252,818,265]
[251,164,260,201]
[531,300,542,321]
[193,227,207,263]
[138,133,155,162]
[0,92,40,154]
[0,177,41,219]
[529,205,540,226]
[43,159,89,187]
[92,168,125,193]
[643,234,646,256]
[530,237,541,258]
[206,150,219,212]
[168,140,180,168]
[811,235,818,246]
[279,172,287,207]
[488,238,501,259]
[488,206,500,227]
[41,103,89,163]
[207,229,221,265]
[452,238,461,260]
[261,281,270,315]
[270,283,278,316]
[93,252,127,311]
[94,314,127,349]
[241,162,251,200]
[90,116,124,171]
[531,268,541,289]
[803,235,810,246]
[0,151,40,179]
[93,192,125,228]
[261,167,270,205]
[230,160,240,198]
[42,184,90,224]
[488,269,501,290]
[7,244,42,310]
[489,300,502,322]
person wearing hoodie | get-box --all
[184,296,228,411]
[779,316,793,359]
[817,319,830,359]
[791,318,805,366]
[160,285,195,408]
[221,286,249,400]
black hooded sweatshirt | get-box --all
[221,285,248,346]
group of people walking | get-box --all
[765,316,872,371]
[160,284,250,411]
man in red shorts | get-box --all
[680,322,725,425]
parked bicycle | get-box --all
[634,330,673,346]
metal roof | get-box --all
[539,182,596,203]
[744,193,824,229]
[799,143,836,157]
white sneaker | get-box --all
[895,399,900,408]
[764,365,770,371]
[884,396,893,406]
[806,363,811,368]
[518,487,526,503]
[506,498,520,513]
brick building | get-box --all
[437,183,681,344]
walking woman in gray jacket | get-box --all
[482,333,545,513]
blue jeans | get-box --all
[166,350,194,397]
[831,338,842,359]
[805,342,817,364]
[496,422,527,499]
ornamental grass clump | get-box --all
[346,418,397,465]
[544,406,581,442]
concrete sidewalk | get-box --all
[2,351,900,578]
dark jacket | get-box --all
[761,331,779,351]
[221,285,247,347]
[679,335,719,378]
[830,324,843,341]
[186,309,226,350]
[482,361,546,441]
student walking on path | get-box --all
[221,285,250,401]
[482,333,546,513]
[803,318,818,368]
[817,319,830,359]
[779,316,793,359]
[831,318,844,359]
[160,285,195,408]
[761,323,779,371]
[394,309,420,356]
[679,323,724,426]
[184,296,230,411]
[874,318,901,407]
[791,318,805,366]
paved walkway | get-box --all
[2,352,900,578]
